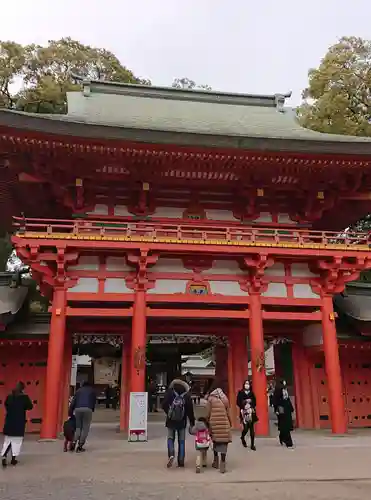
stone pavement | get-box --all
[1,411,371,499]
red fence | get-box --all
[13,216,371,249]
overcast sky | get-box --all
[1,1,370,105]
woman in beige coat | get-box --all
[206,382,232,473]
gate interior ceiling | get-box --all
[311,352,371,428]
[0,343,47,433]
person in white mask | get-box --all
[236,380,258,450]
[273,379,294,448]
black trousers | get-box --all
[241,422,255,447]
[277,414,293,447]
[279,429,293,447]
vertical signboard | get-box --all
[128,392,148,442]
[70,355,78,386]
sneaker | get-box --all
[196,465,201,474]
[177,461,184,468]
[1,458,7,468]
[251,445,256,451]
[76,445,85,453]
[167,456,174,468]
[69,442,76,452]
[10,457,18,466]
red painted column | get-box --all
[58,333,73,433]
[227,335,237,428]
[249,293,269,436]
[237,333,248,387]
[40,288,67,439]
[215,345,228,383]
[120,341,131,432]
[322,295,347,434]
[130,290,147,393]
[292,341,304,429]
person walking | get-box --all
[236,379,258,451]
[1,381,33,467]
[69,380,96,452]
[162,378,195,468]
[273,379,294,448]
[206,381,232,474]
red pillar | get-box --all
[40,288,67,439]
[58,333,73,433]
[292,342,304,429]
[249,293,269,436]
[215,345,228,384]
[130,290,147,393]
[227,336,237,428]
[236,333,248,388]
[322,295,347,434]
[120,341,131,432]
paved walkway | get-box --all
[1,411,371,499]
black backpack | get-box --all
[168,391,186,422]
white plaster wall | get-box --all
[293,284,319,298]
[253,212,272,223]
[209,281,249,296]
[151,258,192,273]
[278,213,297,224]
[302,324,323,346]
[153,207,185,218]
[265,262,285,277]
[104,278,131,293]
[205,209,237,221]
[208,260,245,275]
[262,283,288,297]
[87,204,109,215]
[114,205,132,216]
[147,279,188,294]
[106,256,132,272]
[69,278,99,293]
[291,263,317,277]
[69,255,100,271]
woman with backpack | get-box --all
[206,380,232,474]
[162,378,195,468]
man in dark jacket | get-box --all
[69,381,96,452]
[162,378,195,468]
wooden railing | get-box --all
[12,217,371,250]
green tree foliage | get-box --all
[298,36,371,137]
[0,37,150,114]
[172,77,212,91]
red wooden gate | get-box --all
[309,349,371,429]
[0,342,47,433]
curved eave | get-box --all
[1,109,371,157]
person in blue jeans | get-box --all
[162,378,195,468]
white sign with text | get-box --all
[128,392,148,442]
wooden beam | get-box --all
[67,292,134,302]
[66,307,133,317]
[262,311,321,321]
[146,308,249,319]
